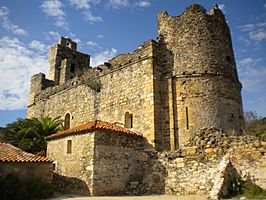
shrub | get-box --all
[0,174,54,200]
[242,180,266,199]
[85,79,102,92]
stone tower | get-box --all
[27,4,244,152]
[158,4,244,148]
[48,37,90,85]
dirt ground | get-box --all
[47,194,208,200]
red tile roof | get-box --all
[0,143,52,163]
[47,120,143,140]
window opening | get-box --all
[70,63,75,73]
[186,107,189,130]
[125,112,133,128]
[67,140,72,154]
[64,113,70,130]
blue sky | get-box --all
[0,0,265,127]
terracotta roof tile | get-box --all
[47,120,143,140]
[0,143,52,163]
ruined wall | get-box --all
[47,133,95,194]
[145,129,266,199]
[28,40,158,146]
[0,162,53,183]
[93,130,146,195]
[230,142,266,189]
[158,4,244,147]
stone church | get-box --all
[27,4,244,151]
[26,4,264,198]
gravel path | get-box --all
[48,194,208,200]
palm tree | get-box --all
[30,117,63,137]
[2,117,63,155]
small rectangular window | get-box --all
[186,107,189,130]
[70,63,75,73]
[67,140,72,154]
[125,112,133,128]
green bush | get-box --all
[0,174,54,200]
[242,180,266,199]
[85,79,102,92]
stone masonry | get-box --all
[46,122,266,199]
[27,4,264,199]
[27,4,244,151]
[46,121,146,195]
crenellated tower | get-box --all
[48,37,91,85]
[158,4,244,148]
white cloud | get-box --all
[67,0,103,23]
[240,66,266,92]
[239,58,253,66]
[240,24,255,32]
[218,4,225,11]
[91,48,118,67]
[264,3,266,9]
[85,41,98,46]
[28,40,48,53]
[0,37,48,110]
[239,22,266,41]
[249,31,266,41]
[68,0,100,9]
[68,0,91,9]
[41,0,68,29]
[83,10,103,23]
[97,34,104,39]
[135,0,151,8]
[45,31,61,41]
[237,57,266,92]
[237,35,252,46]
[106,0,130,9]
[41,0,65,17]
[79,40,100,52]
[106,0,152,9]
[0,6,28,36]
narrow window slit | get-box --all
[186,107,189,130]
[67,140,72,154]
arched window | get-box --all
[125,112,133,128]
[64,113,70,130]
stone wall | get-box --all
[144,129,266,199]
[47,127,266,198]
[93,130,146,195]
[47,132,94,194]
[48,37,90,85]
[230,141,266,189]
[0,162,53,183]
[28,4,244,151]
[46,130,147,195]
[158,4,244,147]
[29,40,157,147]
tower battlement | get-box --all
[48,36,91,85]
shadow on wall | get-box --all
[52,173,90,195]
[154,34,176,151]
[140,139,168,194]
[219,161,242,198]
